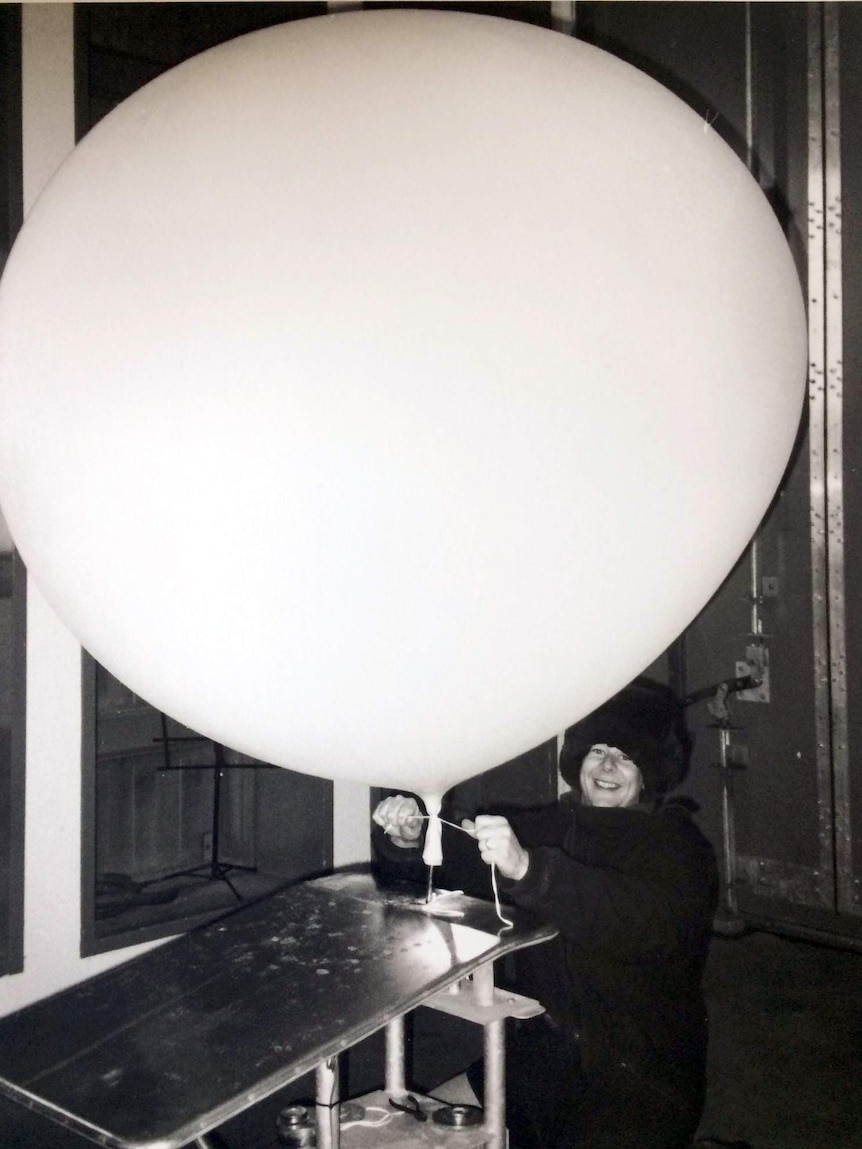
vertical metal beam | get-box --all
[384,1015,406,1095]
[820,6,853,915]
[472,963,506,1149]
[550,2,577,37]
[807,5,839,910]
[483,1018,507,1149]
[18,0,91,1006]
[718,727,740,919]
[745,3,755,174]
[745,3,764,640]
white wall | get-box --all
[0,5,166,1020]
[333,778,371,867]
[0,6,370,1019]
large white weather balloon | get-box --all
[0,12,805,821]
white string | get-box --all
[490,862,514,930]
[436,816,470,831]
[341,1105,396,1130]
[390,814,515,929]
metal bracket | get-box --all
[735,643,770,702]
[424,982,545,1025]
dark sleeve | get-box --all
[508,802,575,848]
[505,816,716,956]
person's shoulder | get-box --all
[509,796,575,843]
[571,803,654,852]
[653,796,717,868]
[657,795,707,835]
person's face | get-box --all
[579,744,643,808]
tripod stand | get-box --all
[149,714,258,902]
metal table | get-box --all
[0,869,556,1148]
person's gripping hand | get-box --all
[372,794,424,848]
[461,814,529,881]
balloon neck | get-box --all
[421,792,444,869]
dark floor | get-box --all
[697,929,862,1149]
[2,927,861,1147]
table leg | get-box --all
[473,962,506,1149]
[483,1017,506,1149]
[316,1055,340,1149]
[384,1015,406,1095]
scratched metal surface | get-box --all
[0,869,554,1149]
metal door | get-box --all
[577,3,862,945]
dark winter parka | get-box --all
[504,794,719,1111]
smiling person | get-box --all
[373,678,718,1149]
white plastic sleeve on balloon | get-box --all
[421,792,444,868]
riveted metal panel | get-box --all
[835,1,862,926]
[807,5,839,910]
[820,6,855,915]
[737,854,825,909]
[682,5,824,909]
[571,2,862,942]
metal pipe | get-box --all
[315,1056,340,1149]
[384,1016,406,1095]
[472,962,495,1009]
[483,1018,507,1149]
[718,727,739,918]
[744,1,763,640]
[744,1,755,172]
[550,1,576,36]
[471,962,506,1147]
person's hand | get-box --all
[372,794,424,848]
[461,815,529,881]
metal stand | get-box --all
[685,675,758,938]
[704,684,749,937]
[303,957,544,1148]
[710,720,746,937]
[148,715,258,901]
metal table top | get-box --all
[0,869,555,1149]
